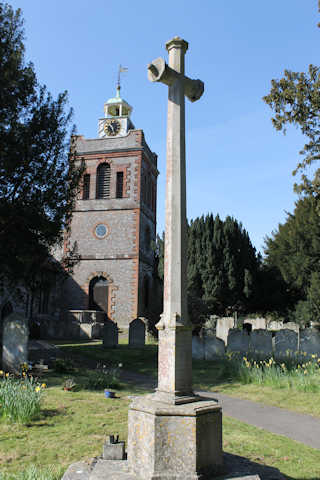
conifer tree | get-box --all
[0,3,84,294]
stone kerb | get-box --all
[103,319,118,348]
[249,329,272,356]
[274,329,298,359]
[227,328,249,354]
[299,328,320,357]
[128,317,146,346]
[2,312,29,373]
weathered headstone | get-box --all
[216,316,234,344]
[227,328,249,354]
[250,329,272,356]
[274,329,298,359]
[204,336,226,360]
[102,319,118,348]
[2,312,29,373]
[128,317,146,346]
[299,328,320,357]
[192,335,205,360]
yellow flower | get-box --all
[35,386,41,392]
[311,354,316,359]
[22,372,26,377]
[41,383,46,389]
[5,373,9,378]
[304,370,307,375]
[0,370,3,375]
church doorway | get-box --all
[89,277,109,314]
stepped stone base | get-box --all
[127,395,223,479]
[62,459,261,480]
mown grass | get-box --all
[0,371,319,479]
[57,340,320,417]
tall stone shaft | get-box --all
[151,37,195,403]
[163,39,188,324]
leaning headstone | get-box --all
[299,328,320,357]
[192,335,204,360]
[227,328,249,354]
[2,312,29,373]
[250,329,272,356]
[128,317,145,346]
[274,329,298,359]
[102,319,118,348]
[204,336,225,359]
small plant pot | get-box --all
[104,390,115,398]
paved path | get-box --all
[119,370,320,450]
[196,391,320,450]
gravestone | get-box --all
[216,316,234,344]
[299,328,320,357]
[102,319,118,348]
[128,318,145,346]
[192,335,205,360]
[2,312,29,373]
[274,329,298,359]
[250,329,272,356]
[227,329,249,354]
[204,336,225,360]
[284,322,300,333]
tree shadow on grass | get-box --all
[219,452,317,480]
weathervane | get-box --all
[117,64,128,92]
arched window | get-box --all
[82,174,90,200]
[89,276,109,313]
[96,163,111,199]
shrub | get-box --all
[0,372,46,423]
[82,363,121,390]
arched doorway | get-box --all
[89,276,109,313]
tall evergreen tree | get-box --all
[0,3,84,294]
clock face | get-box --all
[104,119,121,136]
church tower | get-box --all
[62,83,159,335]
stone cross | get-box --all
[148,37,204,404]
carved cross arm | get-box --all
[147,57,204,103]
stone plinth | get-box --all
[127,395,223,480]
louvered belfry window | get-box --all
[96,163,111,199]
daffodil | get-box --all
[41,383,46,388]
[35,386,41,392]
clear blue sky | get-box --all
[9,0,320,253]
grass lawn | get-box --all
[57,340,320,418]
[1,340,319,479]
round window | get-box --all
[94,223,108,239]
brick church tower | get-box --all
[61,85,159,334]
